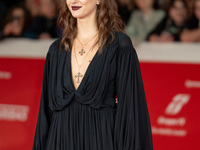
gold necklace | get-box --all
[73,37,98,84]
[76,33,98,56]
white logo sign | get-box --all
[153,94,190,137]
[165,94,190,115]
[0,71,12,79]
[185,79,200,88]
[0,104,29,122]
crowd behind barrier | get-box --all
[0,0,200,43]
[0,38,200,150]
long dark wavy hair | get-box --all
[167,0,188,12]
[57,0,124,54]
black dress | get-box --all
[32,32,153,150]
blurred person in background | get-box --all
[25,0,40,17]
[186,0,194,15]
[37,0,58,38]
[0,4,31,39]
[158,0,193,12]
[158,0,171,10]
[28,0,59,39]
[125,0,165,45]
[147,0,189,42]
[180,0,200,42]
[117,0,135,25]
[0,2,7,29]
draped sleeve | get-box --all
[32,41,56,150]
[114,33,153,150]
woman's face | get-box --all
[67,0,99,19]
[194,0,200,20]
[11,8,25,28]
[135,0,154,11]
[169,0,188,25]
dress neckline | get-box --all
[69,49,99,92]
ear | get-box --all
[97,0,100,5]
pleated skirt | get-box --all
[46,99,116,150]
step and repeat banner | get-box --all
[0,39,200,150]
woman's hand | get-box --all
[4,22,23,36]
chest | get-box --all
[70,44,100,91]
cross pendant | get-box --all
[79,49,86,56]
[75,72,83,83]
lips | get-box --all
[72,6,82,11]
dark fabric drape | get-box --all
[32,45,53,150]
[32,32,153,150]
[114,35,153,150]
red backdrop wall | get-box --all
[0,40,200,150]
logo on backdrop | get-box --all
[0,104,29,122]
[152,94,190,137]
[165,94,190,115]
[0,71,12,79]
[185,79,200,89]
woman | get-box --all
[147,0,189,42]
[0,4,31,39]
[180,0,200,42]
[125,0,165,45]
[32,0,153,149]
